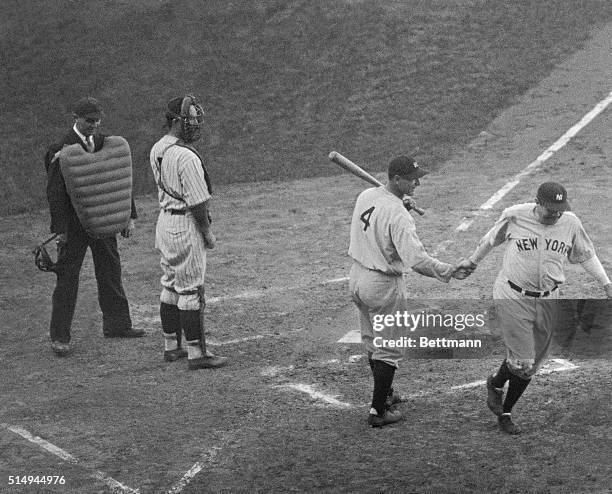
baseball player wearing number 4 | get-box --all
[348,155,471,428]
[459,182,612,434]
[149,95,227,370]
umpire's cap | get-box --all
[72,97,104,119]
[536,182,571,211]
[388,155,427,180]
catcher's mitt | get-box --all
[33,234,59,272]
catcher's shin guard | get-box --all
[161,302,182,348]
[179,310,203,343]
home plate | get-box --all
[338,329,360,344]
[539,358,578,374]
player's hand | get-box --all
[451,258,477,280]
[121,219,135,238]
[56,233,67,244]
[402,195,417,211]
[203,230,216,249]
[604,282,612,299]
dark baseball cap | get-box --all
[72,97,104,119]
[388,155,427,179]
[536,182,571,211]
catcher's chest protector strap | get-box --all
[175,142,213,195]
[59,136,132,237]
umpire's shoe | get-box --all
[486,375,504,416]
[498,413,521,435]
[368,409,403,428]
[188,354,228,370]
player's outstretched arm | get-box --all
[580,255,612,298]
[411,256,455,283]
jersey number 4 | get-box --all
[360,206,375,231]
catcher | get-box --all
[149,95,227,370]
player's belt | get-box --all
[163,209,186,215]
[507,280,558,298]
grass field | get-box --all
[2,1,612,493]
[2,0,612,213]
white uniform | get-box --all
[471,203,595,377]
[149,135,211,311]
[348,186,454,367]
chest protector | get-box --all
[59,136,132,238]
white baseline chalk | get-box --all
[457,90,612,231]
[207,276,348,305]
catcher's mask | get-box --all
[167,95,204,143]
[33,234,59,272]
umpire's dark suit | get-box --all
[45,128,137,342]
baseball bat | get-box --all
[328,151,425,215]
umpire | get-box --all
[45,97,143,357]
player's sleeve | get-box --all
[179,151,212,208]
[411,257,455,282]
[567,216,595,264]
[391,212,454,282]
[468,210,511,265]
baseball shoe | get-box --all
[368,409,403,428]
[103,328,146,338]
[486,375,504,416]
[498,413,521,435]
[187,354,228,370]
[51,341,73,357]
[164,348,188,362]
[385,387,405,409]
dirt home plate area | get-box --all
[2,14,612,494]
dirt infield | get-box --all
[1,20,612,494]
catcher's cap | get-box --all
[388,155,427,180]
[72,97,104,119]
[536,182,571,211]
[166,96,184,116]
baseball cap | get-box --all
[388,155,427,179]
[72,97,104,119]
[536,182,571,211]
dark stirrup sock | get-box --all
[502,374,531,413]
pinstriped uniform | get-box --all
[150,135,211,311]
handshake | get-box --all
[451,258,477,280]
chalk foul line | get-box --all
[456,90,612,232]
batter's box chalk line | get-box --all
[165,447,222,494]
[273,358,579,409]
[2,424,140,493]
[275,383,355,409]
